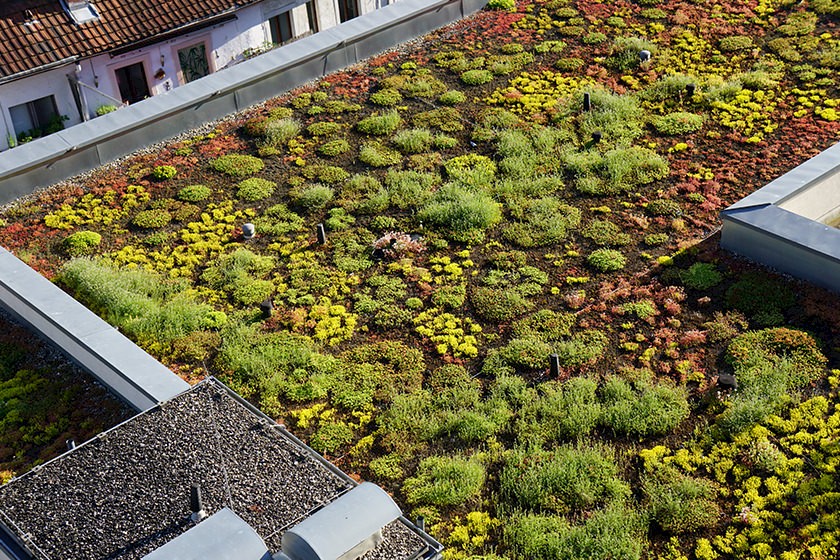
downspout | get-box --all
[67,64,90,122]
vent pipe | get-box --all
[190,483,207,523]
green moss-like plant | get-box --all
[460,69,494,85]
[210,154,264,177]
[177,185,212,202]
[356,110,402,135]
[151,165,177,180]
[587,248,626,272]
[651,112,704,135]
[133,209,172,229]
[237,178,276,201]
[62,231,102,257]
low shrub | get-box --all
[95,104,118,116]
[310,420,354,454]
[532,40,566,54]
[583,32,608,44]
[646,199,682,216]
[201,248,276,306]
[255,204,305,236]
[356,110,402,135]
[493,336,552,369]
[644,232,669,246]
[152,165,177,180]
[413,107,465,132]
[554,57,584,71]
[301,164,350,184]
[403,455,486,506]
[177,184,212,202]
[502,197,581,247]
[237,178,276,201]
[132,209,172,229]
[511,309,575,340]
[587,248,626,272]
[62,231,101,257]
[554,330,608,367]
[210,154,264,176]
[432,284,467,309]
[324,207,355,231]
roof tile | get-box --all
[0,0,263,79]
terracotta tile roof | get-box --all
[0,0,263,80]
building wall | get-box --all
[0,0,488,202]
[0,1,408,150]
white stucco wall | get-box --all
[0,0,401,151]
[0,63,80,149]
[0,4,268,150]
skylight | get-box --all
[62,0,100,25]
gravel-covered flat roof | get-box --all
[0,379,429,560]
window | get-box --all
[177,42,211,83]
[9,95,62,141]
[306,1,318,33]
[268,12,294,45]
[337,0,359,22]
[114,62,150,104]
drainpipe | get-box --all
[67,64,90,122]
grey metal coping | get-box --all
[722,204,840,261]
[0,245,189,411]
[0,0,488,202]
[141,508,271,560]
[727,141,840,210]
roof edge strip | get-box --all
[108,10,239,57]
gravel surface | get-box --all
[0,380,434,559]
